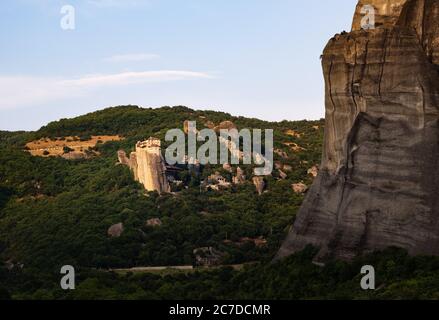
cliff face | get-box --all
[118,138,170,194]
[134,139,170,194]
[277,0,439,261]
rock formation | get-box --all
[292,183,308,194]
[146,218,162,227]
[307,165,319,178]
[107,223,124,238]
[233,167,246,184]
[252,176,265,195]
[277,0,439,262]
[134,138,170,194]
[118,137,170,194]
[117,150,130,166]
[129,152,139,181]
[278,170,288,180]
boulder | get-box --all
[307,165,319,178]
[146,218,162,227]
[107,223,124,238]
[292,183,308,194]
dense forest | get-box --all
[1,106,439,300]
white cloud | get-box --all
[63,70,213,87]
[0,71,213,110]
[0,76,83,110]
[103,53,160,63]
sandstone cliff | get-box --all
[277,0,439,262]
[118,137,170,194]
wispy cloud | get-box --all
[103,53,160,63]
[0,70,214,109]
[63,70,213,87]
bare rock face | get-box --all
[292,183,308,194]
[252,176,265,195]
[118,138,170,194]
[134,138,170,194]
[398,0,439,64]
[107,223,124,238]
[277,0,439,262]
[117,150,130,166]
[129,152,138,181]
[307,165,319,178]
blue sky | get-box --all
[0,0,357,131]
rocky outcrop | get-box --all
[398,0,439,64]
[146,218,162,227]
[252,176,265,195]
[108,223,124,238]
[277,0,439,262]
[129,152,138,181]
[118,138,170,194]
[233,167,246,184]
[134,138,170,194]
[307,165,319,178]
[117,150,130,166]
[285,129,302,138]
[292,183,308,194]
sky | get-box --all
[0,0,358,131]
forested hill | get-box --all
[0,105,324,272]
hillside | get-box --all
[2,106,439,300]
[0,106,323,295]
